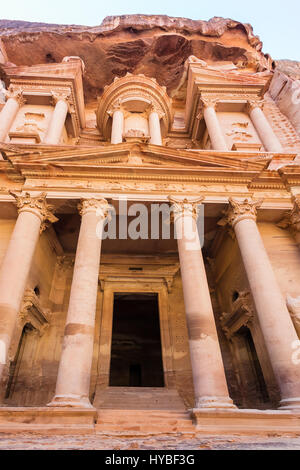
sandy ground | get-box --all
[0,432,299,450]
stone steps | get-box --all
[95,409,196,434]
[94,387,187,410]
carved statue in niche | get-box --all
[16,112,46,134]
[226,121,253,142]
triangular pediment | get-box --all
[4,143,269,174]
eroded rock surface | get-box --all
[0,15,273,103]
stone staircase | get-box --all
[93,387,187,410]
[94,387,195,434]
[95,409,195,434]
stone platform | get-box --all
[0,407,97,434]
[0,407,299,436]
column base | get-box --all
[194,396,236,410]
[279,397,300,411]
[47,394,95,409]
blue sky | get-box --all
[0,0,298,60]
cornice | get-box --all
[20,166,257,185]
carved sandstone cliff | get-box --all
[0,15,273,103]
[270,60,300,137]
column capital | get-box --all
[168,196,204,221]
[278,195,300,234]
[147,103,165,119]
[50,90,75,115]
[78,198,111,219]
[6,86,26,107]
[51,90,72,104]
[199,95,219,110]
[246,98,265,114]
[10,191,58,228]
[219,198,263,228]
[107,99,123,117]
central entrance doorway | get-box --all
[109,293,164,387]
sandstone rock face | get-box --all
[0,15,273,103]
[270,65,300,137]
[276,60,300,80]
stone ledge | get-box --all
[0,407,299,436]
[192,408,300,435]
[0,407,97,434]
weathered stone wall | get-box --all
[269,68,300,139]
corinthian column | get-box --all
[0,87,26,142]
[149,105,163,146]
[247,100,283,152]
[48,198,110,408]
[200,96,227,151]
[44,91,71,145]
[169,196,235,410]
[221,198,300,410]
[0,193,57,384]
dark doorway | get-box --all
[109,293,164,387]
[236,326,270,408]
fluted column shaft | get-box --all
[44,92,70,145]
[201,97,227,151]
[169,197,235,409]
[149,110,162,145]
[0,193,57,384]
[48,199,110,408]
[0,89,25,142]
[248,101,283,152]
[111,109,124,144]
[224,199,300,410]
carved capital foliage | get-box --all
[199,94,219,110]
[219,198,263,229]
[6,86,27,107]
[56,255,75,272]
[246,99,265,114]
[51,90,72,105]
[107,99,123,117]
[147,102,165,119]
[278,195,300,235]
[168,196,204,221]
[78,198,111,219]
[10,191,58,228]
[50,90,75,113]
